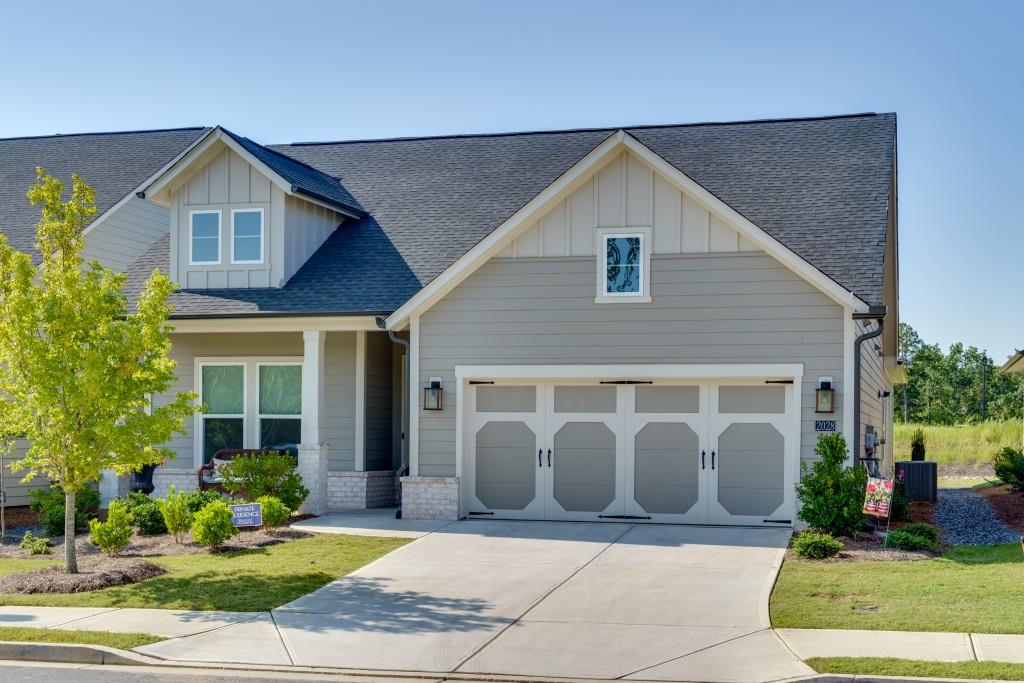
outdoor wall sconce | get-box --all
[423,377,444,411]
[815,378,835,413]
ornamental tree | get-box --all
[0,169,198,573]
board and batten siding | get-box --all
[157,331,357,472]
[365,331,395,471]
[857,318,892,474]
[283,195,342,285]
[81,197,170,273]
[500,150,758,259]
[417,253,847,477]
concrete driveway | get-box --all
[140,519,809,682]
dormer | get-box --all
[140,127,364,289]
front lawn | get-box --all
[808,657,1024,681]
[771,543,1024,634]
[0,626,161,649]
[0,533,407,611]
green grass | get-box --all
[771,544,1024,634]
[894,420,1022,466]
[0,626,161,649]
[808,657,1024,680]
[0,533,408,611]
[940,476,1002,489]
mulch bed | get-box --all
[826,532,937,562]
[0,557,165,594]
[977,484,1024,534]
[0,526,312,560]
[0,507,40,529]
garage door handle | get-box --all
[701,450,706,469]
[538,449,542,467]
[547,449,552,467]
[711,450,716,470]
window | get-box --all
[231,208,264,264]
[258,364,302,447]
[201,364,244,463]
[595,227,651,303]
[197,359,303,465]
[190,210,221,265]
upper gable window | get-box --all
[595,227,651,303]
[231,208,264,264]
[190,210,221,265]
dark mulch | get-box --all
[0,507,40,529]
[978,484,1024,534]
[0,557,165,594]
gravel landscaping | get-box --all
[934,488,1020,545]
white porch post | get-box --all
[298,330,328,514]
[354,331,366,472]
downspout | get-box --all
[378,317,410,515]
[852,306,887,475]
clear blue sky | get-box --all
[1,1,1020,361]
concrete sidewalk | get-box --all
[778,628,1024,664]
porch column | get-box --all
[299,330,328,514]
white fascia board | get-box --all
[80,128,213,239]
[454,363,804,381]
[620,133,869,313]
[384,130,626,329]
[170,315,380,334]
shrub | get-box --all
[158,486,194,544]
[793,532,843,559]
[130,502,167,535]
[183,488,223,514]
[256,495,291,531]
[88,501,134,556]
[18,531,53,555]
[887,528,939,552]
[30,485,100,537]
[191,501,238,550]
[910,427,926,461]
[220,453,309,512]
[796,433,868,537]
[899,522,939,543]
[891,469,909,522]
[993,447,1024,491]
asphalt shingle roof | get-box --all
[7,114,897,316]
[0,127,210,255]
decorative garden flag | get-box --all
[863,477,894,517]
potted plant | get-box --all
[910,428,926,461]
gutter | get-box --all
[852,305,887,475]
[377,316,410,518]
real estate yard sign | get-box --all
[863,477,894,517]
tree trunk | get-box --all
[64,489,78,574]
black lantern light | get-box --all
[423,377,443,411]
[815,378,835,413]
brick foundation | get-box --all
[151,468,199,498]
[327,470,397,510]
[400,476,460,520]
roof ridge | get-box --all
[0,126,210,143]
[222,128,345,181]
[277,112,889,148]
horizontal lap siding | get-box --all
[1,445,48,507]
[365,332,395,471]
[858,319,892,473]
[419,253,846,477]
[81,197,169,272]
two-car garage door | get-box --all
[463,378,798,526]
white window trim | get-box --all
[595,226,652,304]
[194,357,303,468]
[189,209,222,266]
[230,207,265,265]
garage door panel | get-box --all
[475,421,538,511]
[553,386,617,413]
[633,422,700,515]
[715,422,786,519]
[718,386,786,414]
[476,386,537,413]
[634,386,700,413]
[553,422,617,513]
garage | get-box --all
[458,365,801,527]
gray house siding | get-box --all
[365,331,395,471]
[418,252,847,477]
[858,318,892,473]
[81,197,170,272]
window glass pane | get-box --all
[261,418,301,448]
[192,212,220,238]
[234,235,261,262]
[233,211,262,262]
[606,236,641,293]
[192,237,219,263]
[259,365,302,415]
[204,417,243,463]
[233,210,262,237]
[203,365,244,414]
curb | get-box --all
[0,641,163,666]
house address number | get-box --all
[815,420,837,433]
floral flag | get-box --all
[863,477,894,517]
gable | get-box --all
[501,150,759,259]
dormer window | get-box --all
[231,208,264,264]
[189,210,221,265]
[595,227,652,303]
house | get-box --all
[0,113,900,526]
